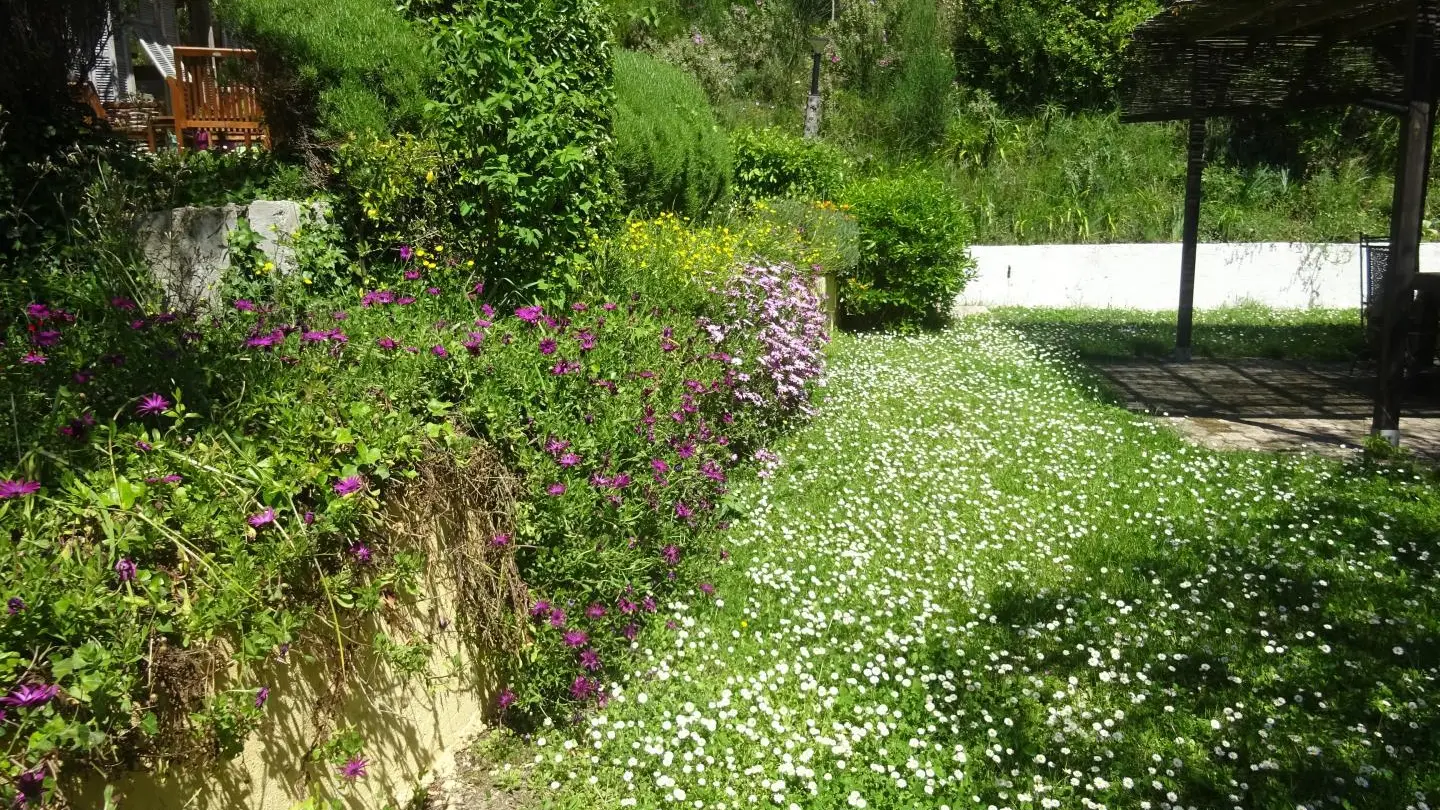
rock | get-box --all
[137,204,243,310]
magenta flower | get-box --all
[662,545,680,566]
[431,344,448,358]
[115,558,137,582]
[333,476,365,496]
[558,452,581,468]
[404,269,422,281]
[549,608,567,628]
[7,597,24,615]
[562,630,588,648]
[1,683,58,708]
[547,482,567,496]
[579,648,601,671]
[332,311,349,321]
[15,767,46,805]
[539,337,557,355]
[135,440,153,452]
[617,596,637,615]
[398,296,417,305]
[255,687,270,708]
[651,458,670,474]
[515,305,543,324]
[497,689,517,710]
[350,543,372,563]
[622,622,639,640]
[699,582,715,596]
[233,299,256,312]
[427,286,442,296]
[376,336,398,350]
[112,296,138,311]
[491,534,510,547]
[303,511,316,525]
[399,245,414,261]
[675,502,693,519]
[585,603,606,619]
[0,480,40,500]
[25,304,51,320]
[529,599,552,619]
[20,353,46,365]
[569,676,596,701]
[248,508,276,528]
[135,393,170,417]
[339,756,368,781]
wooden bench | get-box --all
[166,47,269,151]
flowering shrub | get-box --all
[0,211,828,801]
[700,262,830,418]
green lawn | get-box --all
[489,320,1440,810]
[990,304,1365,362]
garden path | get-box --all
[444,323,1440,810]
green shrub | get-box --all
[408,0,617,300]
[213,0,432,145]
[752,198,860,277]
[612,50,731,220]
[731,127,848,203]
[840,170,974,329]
[331,133,450,261]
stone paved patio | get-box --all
[1098,359,1440,459]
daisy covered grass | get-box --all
[514,321,1440,810]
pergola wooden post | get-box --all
[1176,114,1206,362]
[1374,0,1439,442]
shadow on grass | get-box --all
[922,458,1440,807]
[1001,317,1366,363]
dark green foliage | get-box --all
[950,0,1159,109]
[213,0,432,145]
[410,0,617,299]
[840,169,974,329]
[731,127,848,202]
[612,49,731,219]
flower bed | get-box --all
[0,224,829,804]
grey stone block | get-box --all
[137,204,243,310]
[247,200,302,276]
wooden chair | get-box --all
[166,47,269,151]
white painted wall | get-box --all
[955,242,1440,310]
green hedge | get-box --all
[731,127,848,203]
[612,49,730,219]
[840,170,975,329]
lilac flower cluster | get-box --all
[700,262,829,416]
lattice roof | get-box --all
[1122,0,1420,122]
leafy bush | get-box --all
[612,49,731,220]
[839,170,974,329]
[409,0,617,299]
[213,0,432,145]
[331,133,449,261]
[730,127,848,203]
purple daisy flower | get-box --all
[135,440,153,452]
[399,245,414,261]
[699,582,715,596]
[515,305,543,324]
[339,756,368,781]
[497,689,516,710]
[233,299,256,312]
[562,630,588,648]
[376,336,398,350]
[579,648,601,671]
[569,676,596,701]
[135,393,170,417]
[1,683,58,708]
[248,508,277,528]
[547,482,567,496]
[7,597,23,615]
[115,558,137,582]
[15,767,46,804]
[431,344,448,358]
[350,544,372,563]
[539,337,557,355]
[491,534,510,547]
[530,599,551,619]
[0,480,40,500]
[20,353,46,365]
[558,452,581,468]
[404,269,422,281]
[333,476,365,496]
[255,687,270,708]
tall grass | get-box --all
[942,108,1407,245]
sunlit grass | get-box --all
[989,304,1365,361]
[495,321,1440,810]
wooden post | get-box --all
[1373,0,1438,443]
[1176,115,1206,362]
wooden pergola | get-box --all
[1121,0,1440,444]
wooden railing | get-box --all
[166,47,268,150]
